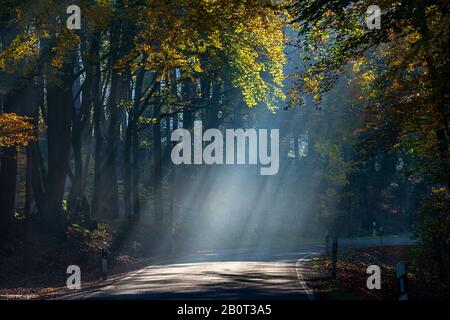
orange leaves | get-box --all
[0,113,37,149]
[0,32,40,73]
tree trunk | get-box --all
[0,147,18,238]
[168,114,178,226]
[91,33,103,218]
[153,81,163,224]
[45,58,74,237]
[68,68,84,214]
[97,23,123,219]
[208,80,221,129]
[132,124,140,221]
[23,147,32,272]
[124,121,133,220]
[30,142,46,217]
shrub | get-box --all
[413,188,450,281]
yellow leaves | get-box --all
[361,70,376,83]
[116,99,134,110]
[231,14,286,110]
[311,25,330,43]
[432,187,447,194]
[405,31,421,44]
[101,1,281,109]
[0,33,40,72]
[191,57,203,73]
[392,80,402,90]
[303,74,323,94]
[349,57,377,98]
[208,30,224,50]
[352,58,365,73]
[0,113,37,149]
[51,29,80,69]
[138,117,158,126]
[132,0,288,110]
[313,94,321,102]
[324,10,334,19]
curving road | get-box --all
[64,237,414,300]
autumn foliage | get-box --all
[0,113,36,149]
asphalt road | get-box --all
[65,237,414,300]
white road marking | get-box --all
[295,255,315,300]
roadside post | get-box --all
[396,261,408,300]
[331,237,338,278]
[101,242,108,281]
[325,232,330,255]
[372,221,377,237]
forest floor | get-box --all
[305,245,450,300]
[0,222,157,300]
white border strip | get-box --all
[295,255,315,300]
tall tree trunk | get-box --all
[132,123,140,221]
[0,147,18,238]
[125,69,144,221]
[168,115,178,226]
[31,142,46,218]
[124,120,133,220]
[167,70,179,226]
[68,66,84,214]
[153,81,163,224]
[91,33,103,218]
[23,147,32,272]
[98,21,123,219]
[45,57,74,237]
[182,77,194,130]
[207,80,221,129]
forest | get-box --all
[0,0,449,299]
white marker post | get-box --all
[396,261,408,300]
[372,221,377,238]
